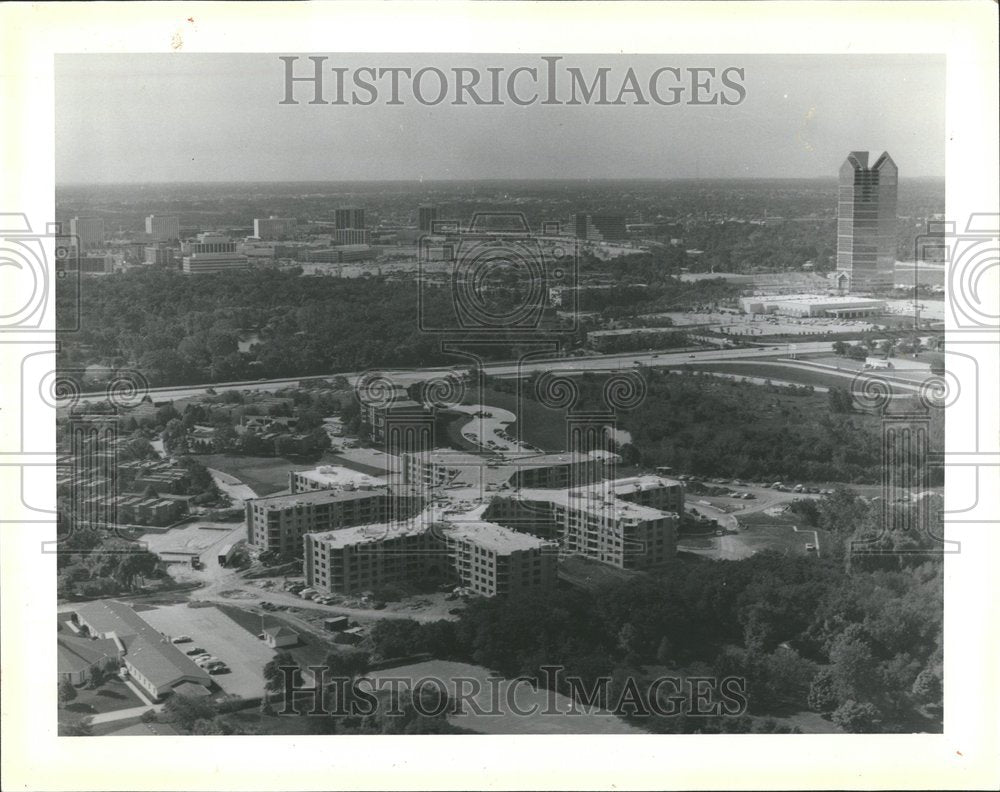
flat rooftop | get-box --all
[293,465,386,489]
[440,520,555,553]
[515,484,675,523]
[250,486,388,510]
[609,474,684,493]
[308,513,431,549]
[743,293,885,306]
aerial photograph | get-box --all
[52,52,947,738]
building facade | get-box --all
[69,216,105,250]
[335,207,366,229]
[836,150,898,292]
[570,213,628,243]
[245,487,402,556]
[303,513,557,597]
[181,233,250,274]
[488,476,682,571]
[253,216,298,240]
[145,215,180,242]
[418,205,438,232]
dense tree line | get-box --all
[365,492,942,733]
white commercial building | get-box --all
[145,215,180,242]
[181,233,250,274]
[740,293,886,318]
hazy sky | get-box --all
[56,53,945,183]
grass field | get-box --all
[364,659,644,734]
[58,676,143,732]
[199,454,301,495]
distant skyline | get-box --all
[56,53,946,184]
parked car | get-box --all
[171,635,192,644]
[805,543,816,551]
[185,647,207,656]
[209,665,230,675]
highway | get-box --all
[64,341,835,405]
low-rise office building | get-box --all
[69,600,212,701]
[739,293,886,318]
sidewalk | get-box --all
[89,702,163,725]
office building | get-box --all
[69,600,212,701]
[836,151,898,292]
[181,233,249,274]
[145,215,180,242]
[253,216,297,241]
[69,217,105,250]
[144,244,177,267]
[331,228,370,245]
[570,213,627,243]
[418,205,439,232]
[335,207,366,230]
[302,245,373,264]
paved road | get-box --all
[63,343,835,405]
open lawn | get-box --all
[364,659,644,734]
[734,520,832,559]
[198,454,302,496]
[59,677,143,722]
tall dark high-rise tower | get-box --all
[418,205,438,233]
[335,207,365,230]
[836,151,898,292]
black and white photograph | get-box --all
[1,2,998,791]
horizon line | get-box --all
[56,175,946,187]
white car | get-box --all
[171,635,192,644]
[805,543,816,551]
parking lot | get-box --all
[140,603,275,699]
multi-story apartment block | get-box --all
[289,465,386,493]
[487,475,682,570]
[400,449,608,492]
[245,487,401,557]
[303,511,557,597]
[442,520,557,597]
[304,516,445,594]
